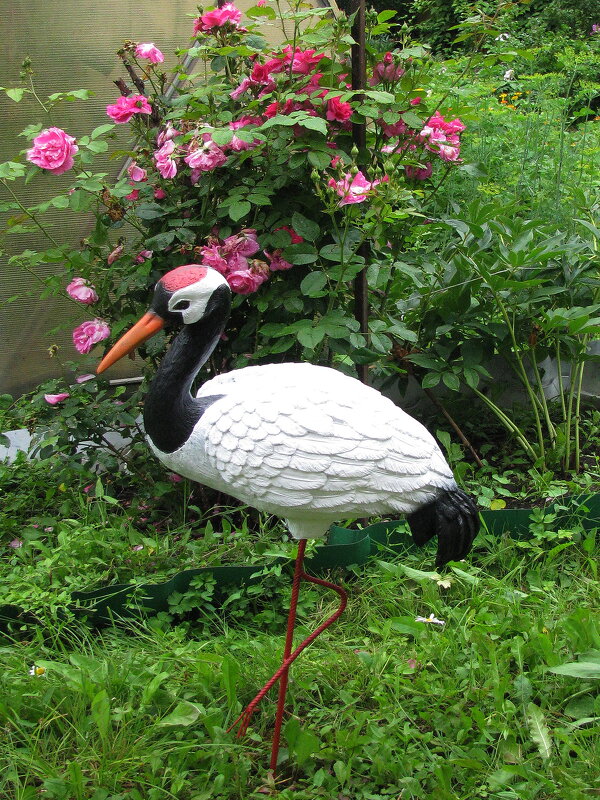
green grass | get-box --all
[2,527,599,800]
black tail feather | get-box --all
[407,488,479,566]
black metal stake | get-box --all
[350,0,369,384]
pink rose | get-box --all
[227,268,266,294]
[369,54,405,86]
[26,127,78,176]
[282,46,325,75]
[106,95,152,124]
[265,250,293,271]
[194,3,242,33]
[154,187,167,199]
[185,139,227,174]
[222,229,260,257]
[44,392,70,405]
[134,43,165,63]
[274,225,303,244]
[405,162,432,180]
[154,140,178,179]
[134,249,153,263]
[66,277,98,305]
[326,96,353,123]
[328,171,383,206]
[200,243,230,274]
[73,320,111,354]
[127,162,147,182]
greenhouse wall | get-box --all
[0,0,333,397]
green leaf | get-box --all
[526,703,552,759]
[0,161,26,180]
[90,123,115,140]
[5,87,26,102]
[291,211,320,242]
[421,373,440,389]
[300,272,328,298]
[221,655,240,707]
[229,200,251,222]
[442,372,460,391]
[548,661,600,679]
[401,110,424,129]
[91,690,110,739]
[135,203,168,220]
[294,730,321,764]
[308,151,332,170]
[297,326,325,349]
[297,116,327,135]
[158,701,202,726]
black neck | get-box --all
[143,287,230,453]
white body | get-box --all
[148,362,455,539]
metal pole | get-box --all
[350,0,369,384]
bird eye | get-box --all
[172,299,190,311]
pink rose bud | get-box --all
[154,187,167,199]
[107,245,124,265]
[66,277,98,305]
[134,249,153,263]
[26,127,78,176]
[72,320,110,354]
[134,43,165,64]
[44,392,70,405]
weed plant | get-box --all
[1,525,598,800]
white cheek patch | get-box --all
[168,269,229,323]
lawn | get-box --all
[2,504,599,800]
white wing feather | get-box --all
[153,363,455,538]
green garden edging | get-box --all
[2,493,598,630]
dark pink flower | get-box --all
[185,139,227,175]
[282,46,325,75]
[275,225,303,244]
[125,186,140,201]
[156,122,180,147]
[200,243,230,274]
[154,140,178,179]
[73,320,110,354]
[134,249,153,263]
[66,277,98,305]
[168,472,184,483]
[194,3,242,34]
[135,43,165,63]
[222,229,260,257]
[44,392,70,405]
[127,162,147,182]
[410,97,422,106]
[326,96,353,123]
[227,268,267,294]
[328,170,383,206]
[106,95,152,124]
[405,162,432,180]
[26,127,78,175]
[265,250,293,271]
[369,53,405,86]
[154,187,167,199]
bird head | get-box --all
[97,265,231,374]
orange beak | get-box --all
[97,311,165,374]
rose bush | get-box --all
[0,1,481,473]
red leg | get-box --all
[228,541,348,775]
[269,538,307,771]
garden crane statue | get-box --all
[97,264,479,771]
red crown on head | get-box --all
[160,265,208,292]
